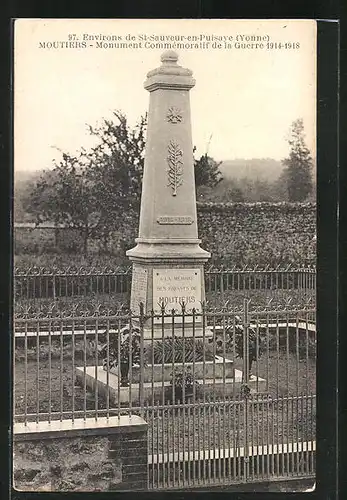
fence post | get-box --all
[52,275,56,301]
[242,298,250,482]
[139,302,145,415]
[243,298,250,384]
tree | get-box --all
[27,152,99,255]
[15,172,42,222]
[272,171,290,202]
[85,111,147,251]
[213,179,246,203]
[194,152,223,189]
[25,110,225,255]
[282,119,313,202]
[87,110,146,209]
[26,111,147,254]
[14,184,29,221]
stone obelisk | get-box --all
[126,51,210,338]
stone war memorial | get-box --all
[14,41,316,492]
[124,50,234,396]
[77,51,266,405]
[126,50,211,339]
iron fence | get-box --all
[14,265,316,311]
[14,299,316,488]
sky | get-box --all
[14,19,316,173]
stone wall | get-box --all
[197,202,316,267]
[14,202,316,268]
[14,435,122,491]
[13,417,148,492]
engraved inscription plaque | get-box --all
[130,266,148,314]
[153,268,202,323]
[157,216,193,225]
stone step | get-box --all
[76,366,266,404]
[110,356,234,383]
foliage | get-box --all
[211,319,266,363]
[194,153,223,190]
[23,111,229,254]
[148,337,214,364]
[86,110,147,248]
[240,383,252,398]
[100,325,141,371]
[197,202,316,267]
[25,111,147,255]
[14,173,41,222]
[282,119,314,202]
[197,175,294,203]
[15,202,316,268]
[227,183,246,202]
[170,366,198,390]
[25,153,99,255]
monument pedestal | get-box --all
[127,257,212,339]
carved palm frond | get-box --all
[167,140,183,196]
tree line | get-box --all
[19,112,314,255]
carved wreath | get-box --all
[167,140,183,196]
[167,106,183,124]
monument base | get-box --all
[75,363,266,405]
[134,324,214,340]
[109,355,234,382]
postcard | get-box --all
[13,19,317,492]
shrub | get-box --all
[169,366,199,402]
[147,337,214,364]
[100,325,141,386]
